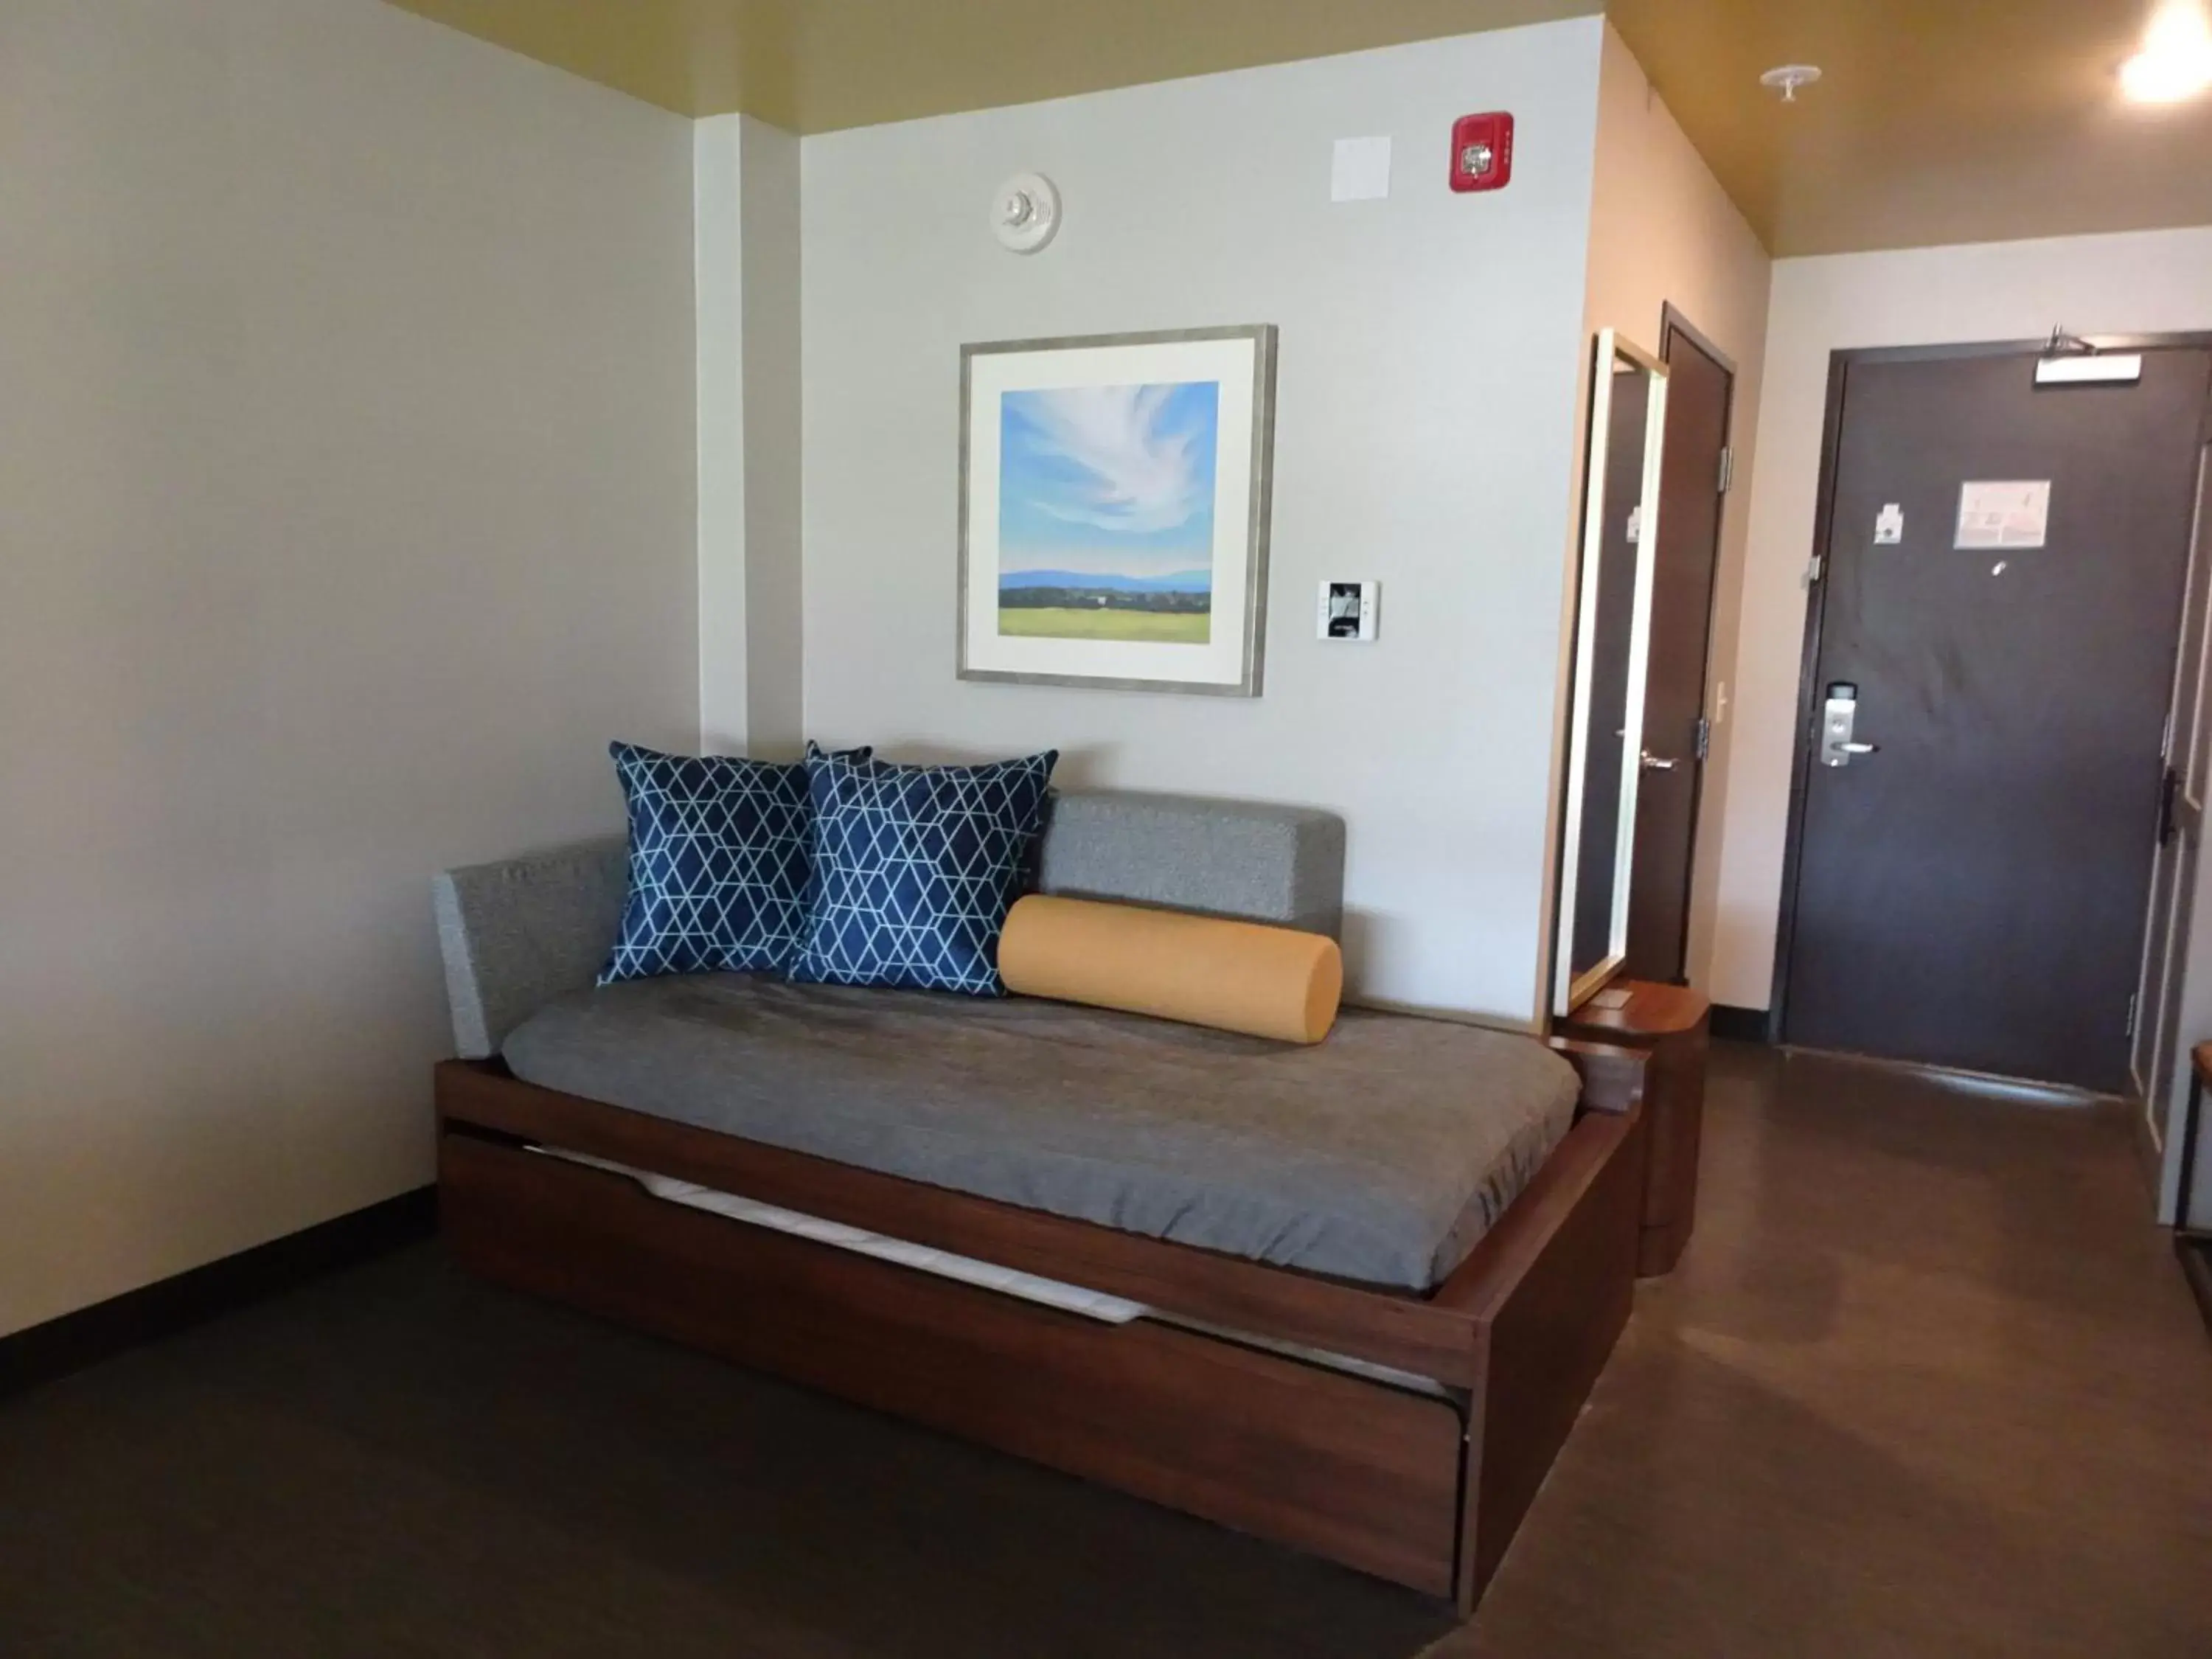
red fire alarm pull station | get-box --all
[1450,112,1514,192]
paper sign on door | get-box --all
[1955,480,2051,550]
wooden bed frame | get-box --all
[434,1038,1649,1616]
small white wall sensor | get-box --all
[992,173,1061,254]
[1318,580,1380,641]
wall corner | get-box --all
[697,114,749,752]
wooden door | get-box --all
[1625,318,1733,983]
[1781,346,2212,1091]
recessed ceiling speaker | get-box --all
[992,172,1062,254]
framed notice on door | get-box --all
[1955,480,2051,549]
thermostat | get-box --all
[1318,581,1380,641]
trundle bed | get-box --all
[432,791,1653,1615]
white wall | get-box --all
[0,0,699,1338]
[739,120,806,758]
[1577,23,1771,995]
[698,112,805,757]
[1714,226,2212,1014]
[793,21,1606,1024]
[698,117,749,749]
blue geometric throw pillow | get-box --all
[792,748,1059,995]
[599,741,866,984]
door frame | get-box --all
[1660,302,1738,381]
[1641,302,1739,985]
[1764,331,2212,1047]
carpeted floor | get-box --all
[1,1043,2208,1658]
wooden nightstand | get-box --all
[1557,981,1709,1277]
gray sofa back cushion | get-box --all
[434,787,1346,1059]
[1036,790,1345,940]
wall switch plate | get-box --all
[1318,580,1380,641]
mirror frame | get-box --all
[1554,327,1670,1017]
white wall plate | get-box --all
[1318,580,1379,641]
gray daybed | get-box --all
[431,790,1652,1615]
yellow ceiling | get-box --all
[385,0,2212,257]
[1608,0,2212,257]
[382,1,1599,133]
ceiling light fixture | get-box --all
[1759,64,1822,102]
[2121,1,2212,103]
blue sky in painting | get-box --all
[998,381,1219,588]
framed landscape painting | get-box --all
[959,324,1277,695]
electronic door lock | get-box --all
[1820,682,1881,768]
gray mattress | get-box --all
[501,977,1582,1292]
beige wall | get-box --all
[1571,24,1772,998]
[737,119,807,758]
[1711,226,2212,1013]
[793,22,1606,1026]
[0,0,699,1338]
[697,111,805,758]
[697,116,750,750]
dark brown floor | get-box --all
[1,1043,2207,1657]
[1438,1045,2212,1659]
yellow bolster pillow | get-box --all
[998,894,1343,1044]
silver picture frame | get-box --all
[958,324,1277,696]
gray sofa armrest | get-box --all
[432,837,627,1060]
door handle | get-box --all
[1640,751,1680,772]
[1820,683,1879,767]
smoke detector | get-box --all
[1759,64,1823,102]
[992,173,1061,254]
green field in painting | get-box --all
[998,608,1211,644]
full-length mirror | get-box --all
[1554,329,1669,1017]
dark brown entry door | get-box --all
[1626,319,1733,982]
[1783,347,2212,1091]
